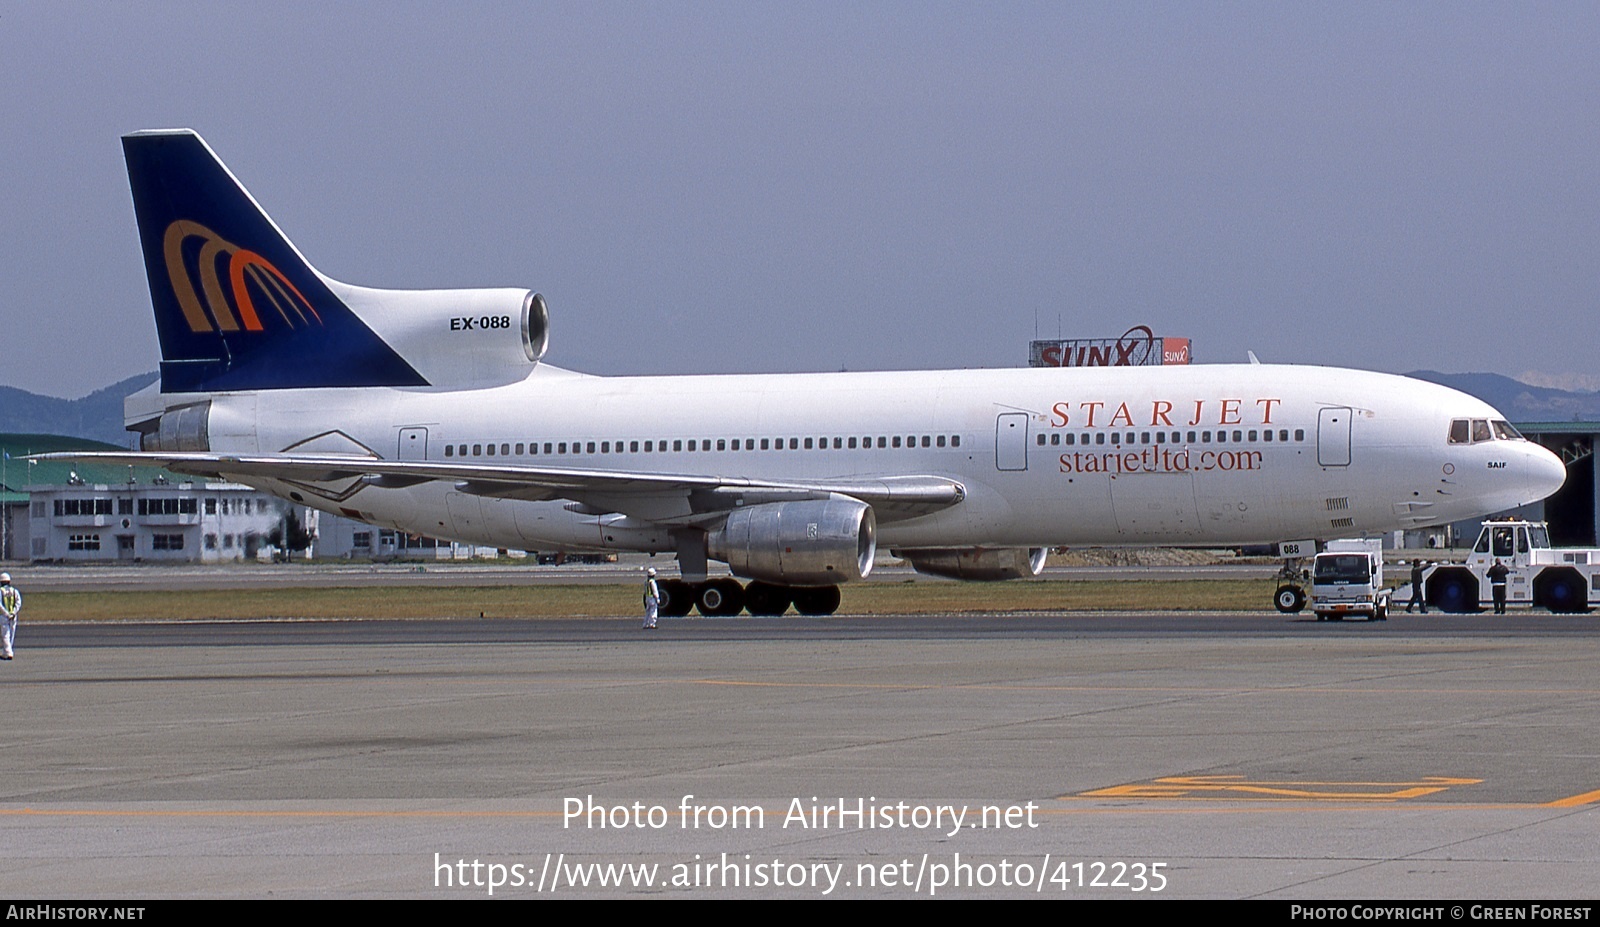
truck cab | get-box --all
[1311,539,1390,621]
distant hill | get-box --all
[1408,371,1600,423]
[0,373,157,446]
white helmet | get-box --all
[647,568,657,577]
[0,573,9,583]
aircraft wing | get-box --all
[28,452,966,526]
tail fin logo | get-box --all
[162,220,323,333]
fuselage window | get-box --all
[715,439,725,451]
[952,435,961,448]
[877,436,887,448]
[1294,429,1305,441]
[1037,434,1047,446]
[501,443,510,455]
[834,437,844,449]
[1230,430,1240,442]
[1094,433,1106,445]
[745,439,755,450]
[919,435,928,448]
[789,438,799,450]
[1110,433,1121,445]
[444,445,454,457]
[1262,430,1272,442]
[1248,430,1257,442]
[515,443,524,455]
[1279,429,1288,442]
[543,442,553,454]
[1139,432,1149,445]
[1186,431,1196,443]
[892,436,902,448]
[1201,432,1210,443]
[486,444,495,456]
[1064,433,1075,446]
[584,441,594,454]
[473,444,482,456]
[849,437,859,449]
[937,435,946,448]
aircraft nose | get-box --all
[1528,443,1567,500]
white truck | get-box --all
[1309,538,1391,621]
[1422,520,1599,613]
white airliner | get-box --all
[38,129,1567,616]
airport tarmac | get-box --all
[3,613,1598,899]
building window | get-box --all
[68,533,101,551]
[152,533,185,551]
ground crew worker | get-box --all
[1407,559,1429,614]
[1488,559,1510,614]
[0,573,19,660]
[642,568,659,629]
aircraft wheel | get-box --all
[657,579,695,617]
[1274,585,1306,613]
[743,581,791,616]
[696,578,745,617]
[791,585,842,616]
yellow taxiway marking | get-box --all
[1072,775,1484,802]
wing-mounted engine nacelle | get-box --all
[895,547,1048,581]
[708,499,877,586]
[330,283,550,389]
[132,400,211,452]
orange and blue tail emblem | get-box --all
[124,130,427,392]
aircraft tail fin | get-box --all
[122,129,428,392]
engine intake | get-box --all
[895,547,1047,581]
[708,499,876,586]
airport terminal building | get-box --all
[2,434,315,563]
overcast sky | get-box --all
[3,2,1597,397]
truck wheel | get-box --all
[1274,585,1306,613]
[1427,569,1479,614]
[1535,569,1588,614]
[1314,611,1329,622]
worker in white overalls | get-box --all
[642,568,659,629]
[0,573,20,660]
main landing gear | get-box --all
[654,578,843,617]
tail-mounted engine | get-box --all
[331,285,550,389]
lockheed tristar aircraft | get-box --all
[39,130,1568,616]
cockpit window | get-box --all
[1448,419,1470,444]
[1491,420,1523,441]
[1473,419,1493,442]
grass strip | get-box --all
[25,579,1274,621]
